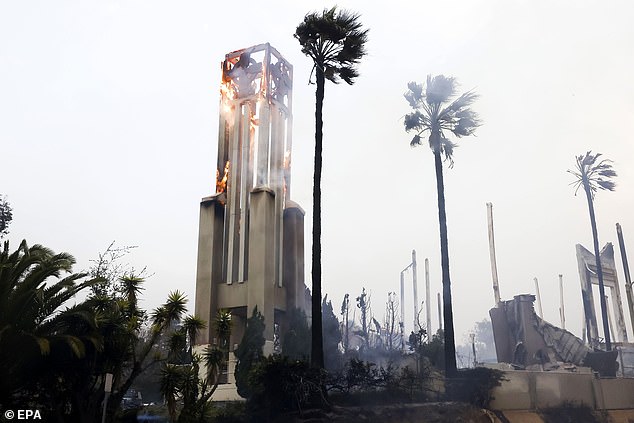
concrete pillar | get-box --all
[194,196,225,344]
[283,201,305,314]
[247,187,276,351]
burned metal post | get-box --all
[412,250,418,331]
[425,258,431,337]
[606,294,615,345]
[559,274,566,330]
[400,270,405,349]
[534,277,543,318]
[470,333,477,367]
[437,292,443,332]
[487,202,502,305]
[616,223,634,336]
[399,252,417,340]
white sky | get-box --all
[2,0,634,346]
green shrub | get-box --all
[209,402,247,423]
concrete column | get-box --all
[194,196,225,344]
[247,187,276,348]
[283,201,305,314]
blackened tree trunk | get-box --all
[311,66,325,369]
[434,150,457,376]
[584,179,611,351]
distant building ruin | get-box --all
[576,243,628,346]
[490,294,618,377]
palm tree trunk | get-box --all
[584,181,611,351]
[433,150,457,376]
[311,66,325,369]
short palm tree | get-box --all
[0,240,101,399]
[200,309,232,396]
[160,363,183,422]
[403,76,480,376]
[569,151,617,350]
[295,6,368,369]
[182,315,206,358]
[120,275,143,308]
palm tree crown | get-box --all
[568,151,617,197]
[295,7,368,85]
[404,75,480,164]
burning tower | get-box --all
[194,44,308,398]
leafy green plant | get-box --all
[234,307,265,399]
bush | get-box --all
[539,402,609,423]
[327,359,432,405]
[208,402,247,423]
[446,367,505,408]
[247,355,327,419]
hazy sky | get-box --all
[2,1,634,348]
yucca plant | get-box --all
[403,75,480,377]
[569,151,617,350]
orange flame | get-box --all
[220,80,236,101]
[220,81,236,115]
[283,150,291,169]
[216,161,230,193]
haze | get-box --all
[2,0,634,349]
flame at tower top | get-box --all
[214,43,294,286]
[216,43,293,200]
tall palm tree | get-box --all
[295,6,368,369]
[403,76,480,376]
[569,151,617,351]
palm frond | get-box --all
[569,151,617,199]
[295,6,368,85]
[183,315,207,347]
[426,75,457,105]
[440,138,458,167]
[404,111,425,132]
[404,82,424,108]
[403,75,480,163]
[28,334,51,355]
[447,90,479,112]
[214,309,232,340]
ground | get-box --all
[269,402,495,423]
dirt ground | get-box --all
[271,402,496,423]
